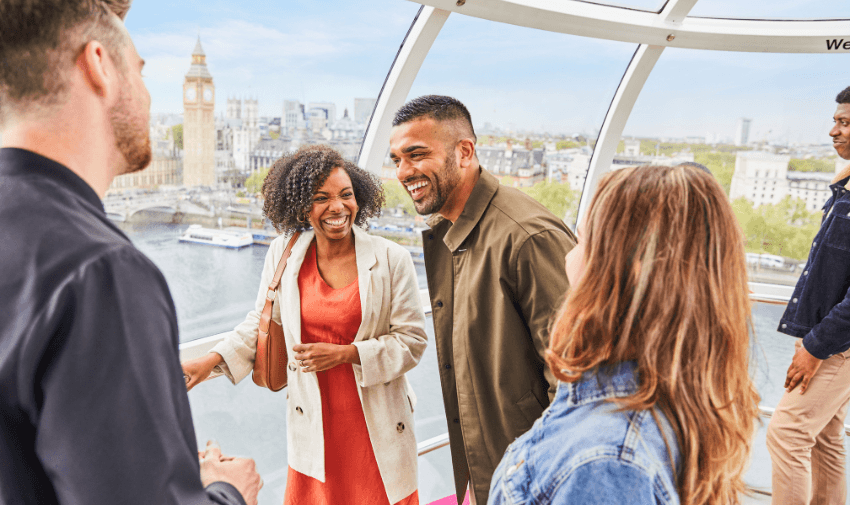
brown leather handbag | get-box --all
[252,232,300,391]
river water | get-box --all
[123,219,799,502]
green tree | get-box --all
[171,124,183,150]
[245,166,270,195]
[382,179,416,216]
[269,131,280,140]
[555,140,580,150]
[788,158,835,173]
[520,181,579,223]
[731,196,820,261]
[695,152,736,194]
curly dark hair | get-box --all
[262,144,385,234]
[837,86,850,104]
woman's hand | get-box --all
[182,352,224,391]
[292,343,360,373]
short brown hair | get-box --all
[0,0,131,124]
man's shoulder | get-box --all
[482,185,573,242]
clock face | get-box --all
[203,87,213,102]
[185,87,196,101]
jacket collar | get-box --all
[560,361,640,407]
[352,225,378,272]
[287,225,377,274]
[0,147,103,211]
[429,169,499,252]
[831,175,850,193]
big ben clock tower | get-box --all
[182,37,215,187]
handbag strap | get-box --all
[268,231,301,294]
[259,231,301,334]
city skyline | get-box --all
[124,1,849,145]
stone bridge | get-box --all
[103,195,213,222]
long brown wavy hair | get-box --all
[547,164,759,505]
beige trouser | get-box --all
[767,339,850,505]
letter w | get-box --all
[827,39,844,50]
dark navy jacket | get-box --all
[0,148,244,505]
[779,175,850,359]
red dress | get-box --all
[284,243,418,505]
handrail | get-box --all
[417,433,450,456]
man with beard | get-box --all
[0,1,261,504]
[389,95,576,505]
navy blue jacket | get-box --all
[0,148,244,505]
[779,176,850,359]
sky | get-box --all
[123,0,850,145]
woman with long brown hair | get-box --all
[488,164,760,505]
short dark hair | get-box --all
[837,86,850,104]
[262,144,385,235]
[0,0,131,124]
[392,95,477,142]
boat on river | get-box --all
[178,224,252,249]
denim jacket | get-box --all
[488,362,680,505]
[778,176,850,359]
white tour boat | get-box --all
[178,224,252,249]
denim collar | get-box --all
[559,361,640,407]
[830,175,850,193]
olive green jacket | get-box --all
[423,169,576,504]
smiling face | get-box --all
[389,117,461,216]
[831,103,850,160]
[307,167,359,243]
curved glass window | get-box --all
[407,13,637,228]
[689,0,850,20]
[117,0,420,343]
[619,49,844,293]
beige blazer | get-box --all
[211,226,428,503]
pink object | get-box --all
[428,491,471,505]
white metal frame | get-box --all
[357,0,850,227]
[357,6,450,173]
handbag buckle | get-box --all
[266,289,276,300]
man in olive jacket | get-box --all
[389,95,576,504]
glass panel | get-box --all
[405,14,637,229]
[188,316,455,504]
[689,0,850,20]
[746,301,850,493]
[117,0,421,342]
[614,49,844,288]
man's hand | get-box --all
[199,441,263,505]
[293,343,359,373]
[785,344,823,394]
[182,353,223,391]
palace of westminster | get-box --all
[109,38,376,192]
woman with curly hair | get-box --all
[182,144,427,505]
[489,164,760,505]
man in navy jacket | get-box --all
[767,85,850,505]
[0,1,261,503]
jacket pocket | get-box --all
[825,214,850,252]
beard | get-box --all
[109,88,151,175]
[412,153,461,215]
